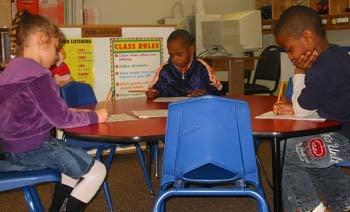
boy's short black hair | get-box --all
[274,5,325,38]
[167,29,194,46]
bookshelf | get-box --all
[257,0,350,33]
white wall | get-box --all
[84,0,255,25]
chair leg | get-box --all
[154,142,160,179]
[147,142,160,179]
[95,145,117,211]
[23,186,44,212]
[102,181,114,212]
[134,143,154,194]
[147,143,152,178]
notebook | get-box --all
[255,111,326,122]
[132,110,168,119]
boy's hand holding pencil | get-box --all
[273,82,294,115]
[145,88,159,100]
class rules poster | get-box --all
[110,37,163,99]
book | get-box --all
[255,111,326,122]
[132,109,168,119]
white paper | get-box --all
[255,111,326,122]
[153,97,191,102]
[107,113,138,122]
[132,110,168,119]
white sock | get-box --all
[312,202,326,212]
[70,160,106,203]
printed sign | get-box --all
[110,37,163,99]
[63,38,94,86]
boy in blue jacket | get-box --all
[146,29,223,99]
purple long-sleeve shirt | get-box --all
[0,58,98,153]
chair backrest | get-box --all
[60,81,97,107]
[253,45,282,91]
[161,95,259,187]
[284,77,293,101]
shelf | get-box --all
[261,13,350,34]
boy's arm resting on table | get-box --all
[29,75,102,128]
[292,74,317,117]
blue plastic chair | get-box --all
[0,168,60,212]
[153,95,269,212]
[60,81,154,209]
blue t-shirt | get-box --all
[151,59,223,97]
[298,44,350,138]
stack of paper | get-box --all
[132,110,168,119]
[153,97,190,103]
[107,113,138,122]
[255,111,326,122]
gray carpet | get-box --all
[0,141,276,212]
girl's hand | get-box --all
[95,108,109,123]
[273,102,294,115]
[146,89,159,99]
[294,50,318,74]
[188,89,207,97]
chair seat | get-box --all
[0,168,60,192]
[182,163,239,184]
[336,160,350,167]
[244,84,272,95]
[66,139,131,151]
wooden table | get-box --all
[64,96,341,212]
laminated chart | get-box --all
[110,37,163,99]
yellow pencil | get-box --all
[274,82,286,114]
[276,82,285,103]
[103,88,112,109]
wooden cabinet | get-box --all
[257,0,350,33]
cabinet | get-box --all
[257,0,350,33]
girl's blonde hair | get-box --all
[10,10,65,57]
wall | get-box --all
[84,0,255,25]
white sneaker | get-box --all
[311,202,327,212]
[343,205,350,212]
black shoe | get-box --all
[49,183,73,212]
[61,195,88,212]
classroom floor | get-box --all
[0,141,348,212]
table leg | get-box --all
[227,59,244,96]
[271,137,282,212]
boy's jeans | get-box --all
[281,132,350,212]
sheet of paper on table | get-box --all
[107,113,138,122]
[132,109,168,119]
[153,97,191,102]
[255,111,326,122]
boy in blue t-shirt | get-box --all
[146,29,223,99]
[274,6,350,212]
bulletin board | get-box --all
[60,25,175,101]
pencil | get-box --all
[276,81,286,103]
[274,82,286,115]
[103,88,112,109]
